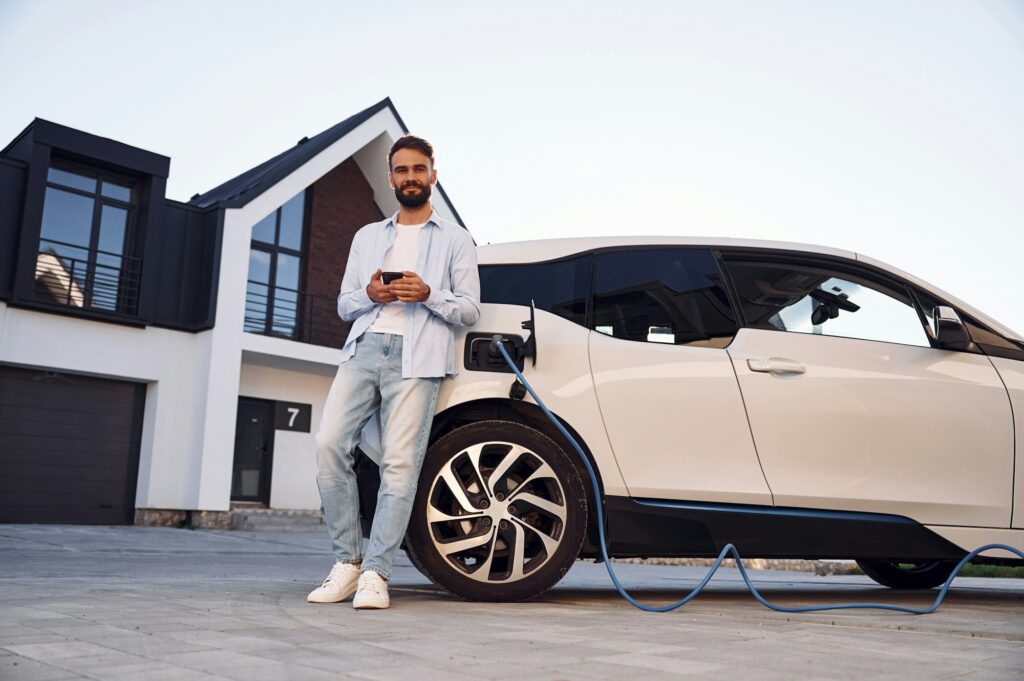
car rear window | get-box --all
[479,255,591,327]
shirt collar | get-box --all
[386,208,441,229]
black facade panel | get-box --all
[29,119,169,178]
[150,201,218,329]
[0,159,26,298]
[1,130,34,163]
[1,119,219,331]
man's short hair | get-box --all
[388,135,434,169]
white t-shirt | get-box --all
[367,222,424,335]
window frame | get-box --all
[479,244,1023,360]
[245,190,310,339]
[588,245,741,348]
[36,158,141,315]
[478,251,595,330]
[717,247,985,353]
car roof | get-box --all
[476,236,855,264]
[476,236,1022,341]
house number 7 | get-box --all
[287,407,299,428]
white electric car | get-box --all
[354,237,1024,601]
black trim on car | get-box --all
[604,496,967,561]
[716,246,1022,357]
[479,243,1024,360]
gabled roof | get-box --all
[189,98,405,210]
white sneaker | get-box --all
[352,570,390,609]
[307,562,361,603]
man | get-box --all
[307,135,480,609]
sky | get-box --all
[1,0,1022,334]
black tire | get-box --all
[856,559,958,589]
[405,419,588,601]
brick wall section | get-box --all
[304,158,384,348]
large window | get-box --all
[723,259,931,347]
[245,191,307,338]
[591,248,738,347]
[479,255,591,326]
[34,163,139,313]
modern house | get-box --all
[0,98,468,526]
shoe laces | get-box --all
[358,571,386,595]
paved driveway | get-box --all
[1,525,1022,680]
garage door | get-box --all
[0,365,145,524]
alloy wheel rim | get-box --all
[426,440,568,583]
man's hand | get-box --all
[391,271,431,303]
[366,269,398,304]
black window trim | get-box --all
[479,251,594,330]
[480,244,1023,361]
[246,189,310,339]
[482,245,744,345]
[35,157,143,317]
[717,246,996,355]
[589,245,740,348]
[46,158,138,207]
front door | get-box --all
[722,255,1014,527]
[232,398,274,505]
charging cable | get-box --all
[492,337,1024,614]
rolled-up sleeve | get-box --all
[422,231,480,327]
[337,232,377,322]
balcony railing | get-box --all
[244,281,348,348]
[33,240,142,315]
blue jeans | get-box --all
[315,332,442,579]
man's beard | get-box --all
[395,182,432,208]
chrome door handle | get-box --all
[747,357,806,375]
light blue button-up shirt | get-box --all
[336,209,481,378]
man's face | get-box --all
[389,147,436,208]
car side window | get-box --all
[591,248,739,348]
[723,259,931,348]
[479,255,591,327]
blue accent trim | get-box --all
[632,498,916,525]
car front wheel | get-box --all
[405,420,588,601]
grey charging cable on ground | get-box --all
[491,336,1024,614]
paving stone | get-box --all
[0,655,87,681]
[151,648,270,671]
[347,663,489,681]
[3,640,118,661]
[1,524,1021,681]
[212,662,349,681]
[71,662,230,681]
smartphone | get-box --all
[382,271,404,285]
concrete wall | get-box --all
[192,108,414,512]
[1,107,466,515]
[0,300,208,510]
[238,360,335,510]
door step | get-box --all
[229,506,325,532]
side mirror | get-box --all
[933,306,972,351]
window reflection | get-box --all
[34,164,138,314]
[245,190,307,339]
[591,249,739,347]
[724,261,931,347]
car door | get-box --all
[721,252,1013,527]
[587,247,773,505]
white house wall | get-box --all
[238,360,333,510]
[0,300,207,510]
[194,106,437,511]
[0,107,471,517]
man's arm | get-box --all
[421,231,481,327]
[336,233,378,322]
